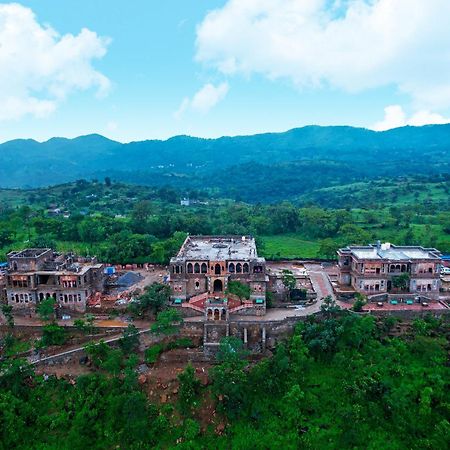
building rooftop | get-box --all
[8,248,51,258]
[173,235,263,262]
[339,243,442,261]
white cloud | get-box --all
[196,0,450,109]
[174,82,229,118]
[371,105,450,131]
[0,3,110,121]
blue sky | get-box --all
[0,0,449,142]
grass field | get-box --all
[261,234,320,259]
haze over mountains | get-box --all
[1,124,450,202]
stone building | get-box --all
[170,235,267,317]
[5,248,104,312]
[337,242,442,300]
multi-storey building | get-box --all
[6,248,104,312]
[169,235,267,316]
[337,242,442,299]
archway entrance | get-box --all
[213,279,223,292]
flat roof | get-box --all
[173,235,264,262]
[340,243,442,261]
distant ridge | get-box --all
[0,124,449,190]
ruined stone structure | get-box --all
[170,236,267,324]
[5,248,104,312]
[337,242,442,300]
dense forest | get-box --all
[0,175,449,263]
[1,311,449,449]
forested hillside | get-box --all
[1,125,450,203]
[1,313,449,448]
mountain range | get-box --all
[1,124,450,202]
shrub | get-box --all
[145,344,164,364]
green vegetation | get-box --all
[128,283,171,318]
[226,280,251,300]
[0,175,449,265]
[0,313,448,448]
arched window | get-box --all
[390,264,395,272]
[229,263,235,273]
[172,266,176,274]
[401,264,406,273]
[201,263,207,273]
[194,263,200,273]
[395,264,401,271]
[243,263,249,273]
[187,263,193,273]
[180,266,183,274]
[215,264,221,275]
[195,281,200,290]
[236,263,242,273]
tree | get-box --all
[119,324,140,353]
[319,238,339,259]
[352,293,367,312]
[37,297,56,322]
[211,337,248,417]
[391,273,410,291]
[1,304,14,328]
[281,269,296,301]
[320,295,341,318]
[177,363,201,416]
[128,283,171,318]
[226,280,251,300]
[151,309,182,335]
[40,323,67,346]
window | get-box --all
[229,263,235,273]
[187,263,193,273]
[201,263,207,273]
[243,263,249,273]
[236,263,242,273]
[195,281,200,290]
[194,263,200,274]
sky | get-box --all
[1,0,450,143]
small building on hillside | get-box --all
[337,242,442,300]
[5,248,104,313]
[170,235,267,316]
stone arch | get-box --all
[213,279,223,292]
[194,263,200,274]
[236,263,242,273]
[201,263,207,273]
[243,263,249,273]
[187,263,193,273]
[228,263,235,273]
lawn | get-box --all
[261,234,320,259]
